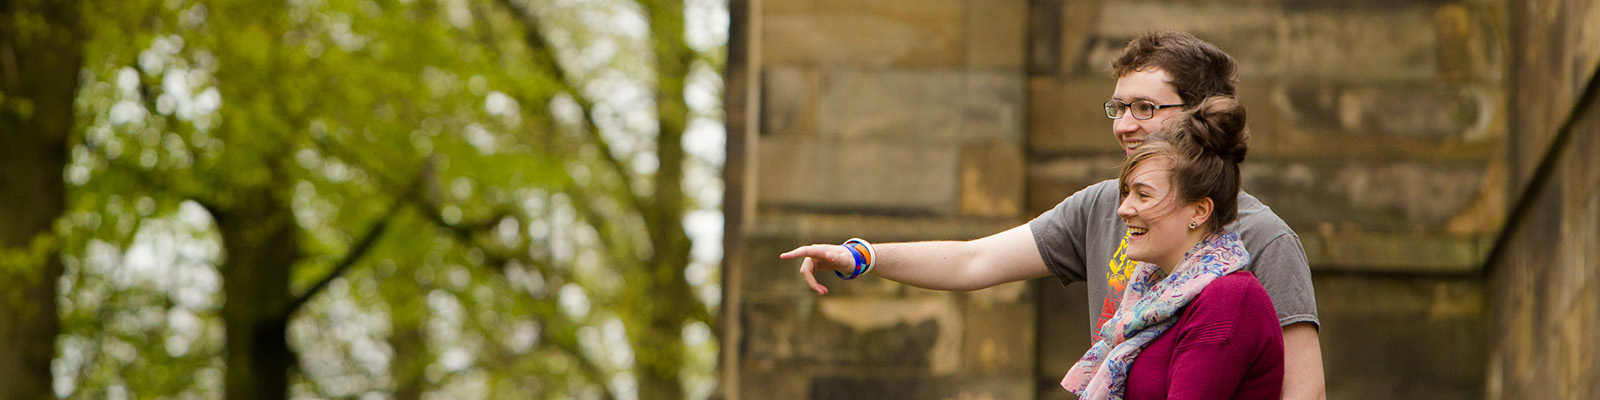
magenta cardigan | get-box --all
[1124,271,1285,400]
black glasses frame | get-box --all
[1104,99,1185,120]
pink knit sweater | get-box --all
[1123,271,1285,400]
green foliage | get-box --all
[55,0,725,398]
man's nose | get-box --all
[1113,116,1139,135]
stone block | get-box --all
[962,295,1035,374]
[762,66,818,137]
[757,135,959,215]
[1027,77,1121,155]
[740,234,823,300]
[810,375,1032,400]
[1240,160,1493,232]
[1034,280,1092,399]
[1299,233,1485,274]
[1432,3,1501,81]
[965,0,1028,69]
[1024,154,1124,215]
[1278,7,1441,80]
[748,213,1022,245]
[1275,82,1499,149]
[1074,2,1281,78]
[1314,275,1487,399]
[815,295,965,372]
[741,294,959,370]
[1235,78,1282,155]
[738,361,812,400]
[959,140,1025,217]
[764,0,965,67]
[816,69,1024,143]
[1055,0,1102,76]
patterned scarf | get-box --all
[1061,231,1250,399]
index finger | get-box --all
[779,244,833,260]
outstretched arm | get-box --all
[779,224,1050,295]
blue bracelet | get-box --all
[834,238,876,280]
[836,243,867,279]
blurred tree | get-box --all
[56,0,723,399]
[0,0,82,399]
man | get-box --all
[780,31,1326,399]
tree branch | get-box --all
[282,183,412,320]
[491,0,650,215]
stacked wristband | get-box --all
[835,238,876,280]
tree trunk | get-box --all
[0,0,82,398]
[213,192,299,400]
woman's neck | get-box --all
[1155,231,1211,275]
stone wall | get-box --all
[1485,1,1600,399]
[723,1,1035,398]
[723,1,1512,399]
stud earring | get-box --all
[1189,221,1198,229]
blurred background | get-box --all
[3,0,1597,399]
[2,0,726,398]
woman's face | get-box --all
[1117,156,1209,270]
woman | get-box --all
[1062,96,1283,400]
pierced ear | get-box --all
[1192,197,1215,227]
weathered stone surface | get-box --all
[1241,160,1491,232]
[815,69,1024,142]
[965,0,1027,69]
[1315,275,1487,399]
[738,363,812,400]
[959,140,1025,217]
[962,292,1035,374]
[1034,281,1091,399]
[1506,0,1600,185]
[1278,7,1443,80]
[1299,233,1486,274]
[1489,48,1600,399]
[748,213,1022,244]
[739,234,825,300]
[761,66,818,137]
[1025,154,1125,215]
[741,294,961,371]
[1275,82,1499,146]
[1234,78,1283,155]
[757,135,960,214]
[764,0,965,67]
[1027,77,1121,155]
[816,295,965,372]
[1432,3,1501,81]
[1076,2,1281,78]
[810,375,1033,400]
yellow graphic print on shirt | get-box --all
[1096,232,1135,339]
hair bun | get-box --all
[1184,96,1249,164]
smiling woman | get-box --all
[1063,95,1284,400]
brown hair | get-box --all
[1110,31,1238,108]
[1118,96,1249,233]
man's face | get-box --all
[1109,68,1185,156]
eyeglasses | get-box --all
[1104,99,1185,120]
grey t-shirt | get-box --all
[1029,179,1319,339]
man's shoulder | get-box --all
[1233,190,1296,242]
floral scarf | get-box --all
[1061,231,1250,400]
